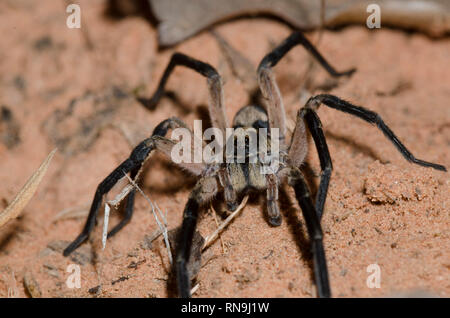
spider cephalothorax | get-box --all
[63,31,446,298]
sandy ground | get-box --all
[0,0,448,298]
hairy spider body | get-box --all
[63,31,446,298]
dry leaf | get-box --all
[0,148,57,228]
[149,0,450,46]
[23,271,42,298]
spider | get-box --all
[63,31,446,297]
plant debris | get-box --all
[23,271,42,298]
[88,285,102,295]
[150,0,450,46]
[0,148,56,229]
[128,258,146,270]
[111,275,131,285]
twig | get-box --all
[102,203,111,250]
[190,283,200,295]
[209,203,226,253]
[106,161,148,209]
[123,173,173,265]
[107,184,134,208]
[202,195,249,251]
[52,203,89,222]
[191,196,248,296]
[145,228,164,245]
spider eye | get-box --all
[252,120,269,130]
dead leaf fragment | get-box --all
[150,0,450,46]
[23,271,42,298]
[0,148,57,228]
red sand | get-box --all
[0,0,448,298]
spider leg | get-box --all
[63,151,146,256]
[306,94,447,171]
[217,167,238,211]
[258,31,356,78]
[176,177,219,297]
[63,117,204,257]
[138,52,237,204]
[288,168,330,298]
[295,108,332,220]
[139,52,229,133]
[257,31,356,142]
[106,168,138,239]
[266,173,281,226]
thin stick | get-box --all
[123,173,173,265]
[106,157,149,208]
[102,203,111,250]
[190,283,200,295]
[148,228,164,242]
[153,200,172,264]
[107,184,134,208]
[202,195,249,251]
[209,203,226,253]
[52,204,89,222]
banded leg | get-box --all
[266,173,281,226]
[63,117,204,257]
[306,94,447,171]
[176,177,219,297]
[106,168,138,239]
[296,108,332,220]
[217,167,238,211]
[289,168,330,298]
[257,31,356,142]
[63,142,151,256]
[139,52,229,133]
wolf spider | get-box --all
[63,31,446,297]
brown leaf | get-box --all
[0,148,57,228]
[150,0,450,46]
[23,271,42,298]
